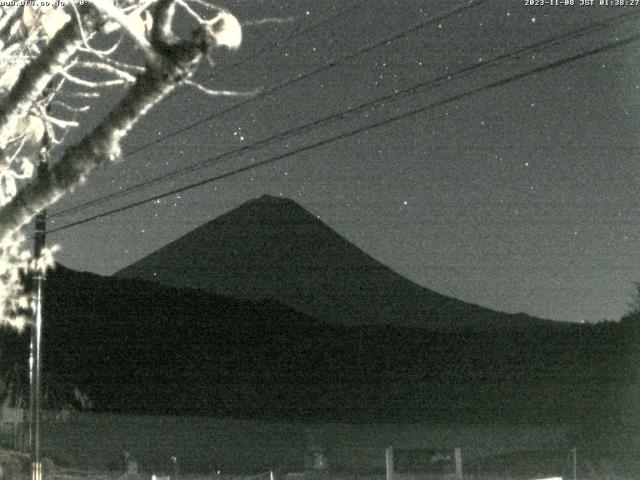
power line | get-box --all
[121,0,491,158]
[51,0,492,219]
[46,30,640,236]
[50,11,639,219]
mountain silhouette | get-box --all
[116,194,553,329]
[0,265,629,424]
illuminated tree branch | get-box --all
[0,0,245,328]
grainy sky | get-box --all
[45,0,640,323]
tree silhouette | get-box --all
[0,0,245,328]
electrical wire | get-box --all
[49,10,640,220]
[46,30,640,236]
[121,0,491,158]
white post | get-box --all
[385,446,394,480]
[454,448,463,480]
[270,471,275,480]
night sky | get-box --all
[43,0,640,323]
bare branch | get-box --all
[51,100,90,113]
[176,0,208,24]
[242,17,296,27]
[70,1,103,52]
[181,0,220,9]
[7,137,27,164]
[0,6,104,147]
[71,61,138,82]
[41,114,79,129]
[151,0,177,47]
[90,0,156,61]
[77,54,145,73]
[183,79,260,97]
[57,90,100,99]
[77,33,125,58]
[59,69,127,88]
[122,0,157,15]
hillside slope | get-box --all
[0,265,628,424]
[116,195,553,330]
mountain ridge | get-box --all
[3,263,628,423]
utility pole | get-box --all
[385,446,394,480]
[29,138,49,480]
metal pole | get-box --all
[29,154,48,480]
[385,446,393,480]
[572,447,577,480]
[454,448,463,480]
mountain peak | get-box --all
[210,194,323,233]
[233,194,311,218]
[116,195,554,329]
[255,194,289,203]
[253,194,310,210]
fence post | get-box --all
[454,448,463,480]
[385,446,394,480]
